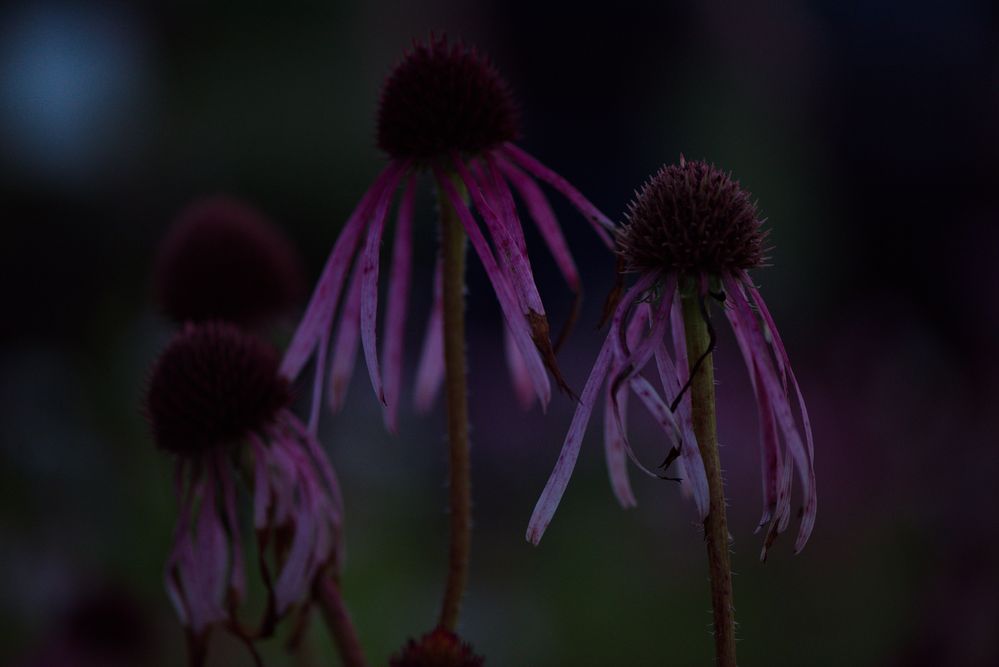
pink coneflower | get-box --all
[282,34,613,433]
[528,158,816,558]
[154,195,305,328]
[145,322,343,661]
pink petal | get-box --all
[434,163,552,409]
[359,167,403,406]
[327,257,364,412]
[453,153,545,316]
[497,157,580,291]
[500,143,614,247]
[723,275,816,554]
[413,257,444,412]
[216,451,245,602]
[602,303,650,508]
[281,160,409,380]
[739,270,815,461]
[604,374,636,508]
[381,175,416,432]
[504,322,536,410]
[527,331,614,544]
[250,434,271,530]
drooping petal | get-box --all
[602,305,649,508]
[413,256,445,412]
[455,154,544,316]
[497,157,581,291]
[500,143,615,247]
[611,274,676,384]
[604,272,658,446]
[739,270,815,461]
[381,175,416,432]
[281,160,409,379]
[359,168,403,406]
[651,338,711,519]
[216,450,246,602]
[434,163,552,409]
[250,434,271,530]
[527,331,614,544]
[723,275,816,554]
[327,257,364,412]
[504,322,536,410]
[603,383,635,507]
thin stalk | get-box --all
[437,180,472,631]
[682,295,737,667]
[315,577,368,667]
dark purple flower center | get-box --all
[146,322,291,455]
[616,159,766,275]
[154,196,305,328]
[377,35,519,160]
[389,627,484,667]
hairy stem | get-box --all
[438,180,472,631]
[682,295,737,667]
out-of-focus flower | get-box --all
[389,626,485,667]
[154,196,305,328]
[528,158,816,558]
[282,34,614,433]
[145,322,343,647]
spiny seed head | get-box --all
[146,322,290,455]
[389,627,484,667]
[377,34,519,160]
[154,195,305,327]
[616,158,767,276]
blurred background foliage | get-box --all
[1,1,997,665]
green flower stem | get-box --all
[438,179,472,631]
[682,295,737,667]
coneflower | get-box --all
[283,34,612,630]
[154,195,305,328]
[145,322,354,666]
[528,158,816,667]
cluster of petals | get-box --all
[527,270,816,558]
[165,409,344,636]
[280,144,615,434]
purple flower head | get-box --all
[154,196,305,328]
[283,34,614,433]
[145,322,344,643]
[389,626,485,667]
[528,158,816,559]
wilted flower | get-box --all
[528,158,816,558]
[145,322,343,646]
[282,34,613,433]
[154,195,305,328]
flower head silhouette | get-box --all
[145,322,343,652]
[528,158,816,558]
[282,35,613,433]
[154,196,305,328]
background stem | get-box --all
[682,295,737,667]
[315,577,368,667]
[438,181,472,631]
